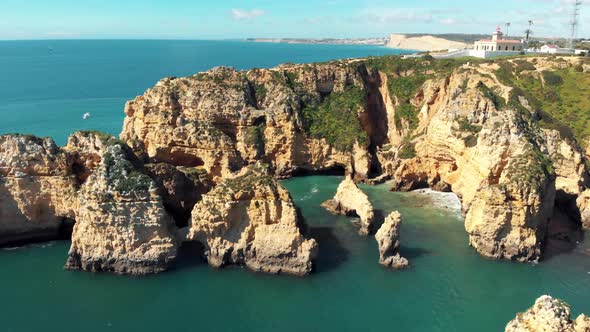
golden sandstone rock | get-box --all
[65,142,178,275]
[322,175,376,236]
[188,163,317,276]
[506,296,590,332]
[0,135,77,245]
[375,211,408,269]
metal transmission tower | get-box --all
[568,0,582,50]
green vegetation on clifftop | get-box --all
[302,86,368,152]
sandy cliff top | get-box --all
[387,34,469,52]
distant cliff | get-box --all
[386,34,469,51]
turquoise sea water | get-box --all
[0,41,589,331]
[1,176,589,332]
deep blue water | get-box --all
[0,40,410,145]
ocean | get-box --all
[0,40,589,332]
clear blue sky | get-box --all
[0,0,588,40]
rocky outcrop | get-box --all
[375,211,408,269]
[379,67,558,262]
[577,190,590,229]
[506,295,590,332]
[542,129,589,198]
[120,64,372,180]
[0,134,78,245]
[188,163,318,276]
[65,142,178,275]
[322,176,375,235]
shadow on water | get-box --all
[399,246,432,260]
[308,226,350,273]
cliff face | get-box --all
[188,163,317,276]
[0,135,78,245]
[65,141,178,275]
[374,59,590,262]
[505,295,590,332]
[120,64,372,181]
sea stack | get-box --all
[375,211,409,269]
[322,175,376,235]
[505,295,590,332]
[65,140,178,275]
[188,163,318,276]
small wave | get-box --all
[411,189,462,213]
[2,241,57,251]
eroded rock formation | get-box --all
[0,135,78,245]
[188,163,318,276]
[65,141,178,275]
[120,64,372,180]
[378,66,567,262]
[322,175,375,235]
[505,295,590,332]
[375,211,408,269]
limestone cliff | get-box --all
[188,163,318,276]
[65,141,178,275]
[119,56,590,263]
[375,211,409,269]
[0,134,78,245]
[505,295,590,332]
[322,176,376,235]
[375,62,584,262]
[120,64,372,181]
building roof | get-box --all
[477,39,522,44]
[543,45,559,49]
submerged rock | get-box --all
[0,134,78,245]
[65,142,178,275]
[188,163,318,276]
[375,211,409,269]
[505,295,590,332]
[322,176,375,235]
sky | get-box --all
[0,0,588,40]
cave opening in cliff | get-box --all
[292,165,346,177]
[159,152,205,168]
[544,192,585,259]
[174,241,206,270]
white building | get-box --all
[469,26,525,58]
[539,45,574,55]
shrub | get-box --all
[542,71,564,86]
[302,86,368,152]
[398,141,416,159]
[477,82,506,109]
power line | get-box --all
[568,0,582,49]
